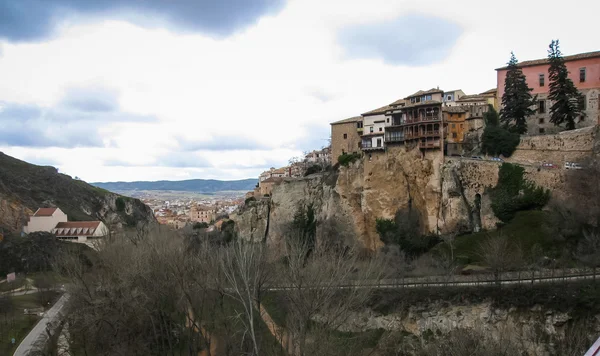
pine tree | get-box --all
[547,39,584,130]
[499,52,537,134]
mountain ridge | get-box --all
[92,178,258,193]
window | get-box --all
[452,124,456,128]
[447,95,452,100]
[539,128,545,134]
[379,127,383,132]
[539,74,545,87]
[343,133,347,139]
[580,68,586,82]
[579,94,587,110]
[538,100,545,114]
[539,118,544,124]
[358,142,361,149]
[452,132,457,138]
[356,121,363,129]
[370,127,374,133]
[376,138,382,147]
[386,118,389,123]
[426,94,432,101]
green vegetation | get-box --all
[337,152,361,167]
[304,164,322,176]
[245,196,256,205]
[451,211,557,264]
[481,108,520,157]
[115,196,126,212]
[490,163,550,222]
[548,39,585,130]
[193,222,209,229]
[499,52,537,134]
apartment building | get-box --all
[496,50,600,135]
[385,89,444,150]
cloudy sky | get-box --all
[0,0,597,182]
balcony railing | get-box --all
[419,141,441,149]
[385,134,404,142]
[361,142,384,150]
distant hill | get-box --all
[91,178,258,194]
[0,152,156,233]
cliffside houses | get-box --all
[496,50,600,134]
[23,207,108,244]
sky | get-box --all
[0,0,597,182]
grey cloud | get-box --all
[177,135,271,152]
[0,96,156,148]
[338,14,462,66]
[61,87,119,113]
[105,154,212,169]
[0,0,285,42]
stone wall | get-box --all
[508,126,597,165]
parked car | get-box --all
[490,157,503,162]
[541,162,557,169]
[471,156,483,160]
[564,162,583,170]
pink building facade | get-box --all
[496,51,600,135]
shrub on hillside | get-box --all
[244,196,256,205]
[337,152,361,167]
[193,222,209,229]
[304,164,322,176]
[490,163,550,222]
[115,197,126,212]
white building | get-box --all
[23,208,68,234]
[442,89,466,106]
[52,221,108,243]
[23,207,108,245]
[361,105,391,151]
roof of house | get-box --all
[406,88,444,99]
[401,100,443,109]
[362,105,392,116]
[496,50,600,70]
[479,88,497,96]
[33,208,58,217]
[443,89,463,94]
[389,98,407,107]
[53,221,102,236]
[330,116,362,125]
[456,94,487,102]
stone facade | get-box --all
[330,116,363,162]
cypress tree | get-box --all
[499,52,537,134]
[547,39,585,130]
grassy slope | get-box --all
[0,152,154,232]
[451,210,561,264]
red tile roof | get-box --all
[496,50,600,70]
[54,221,103,236]
[33,208,57,217]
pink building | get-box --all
[496,50,600,135]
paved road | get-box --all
[13,293,69,356]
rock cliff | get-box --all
[232,127,599,250]
[0,152,156,233]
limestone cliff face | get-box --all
[230,199,270,243]
[232,127,599,250]
[333,301,595,355]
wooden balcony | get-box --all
[361,142,384,151]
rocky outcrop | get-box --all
[232,127,599,250]
[230,198,270,243]
[0,152,156,233]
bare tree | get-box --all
[220,240,273,356]
[276,238,384,356]
[477,234,523,285]
[575,229,600,278]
